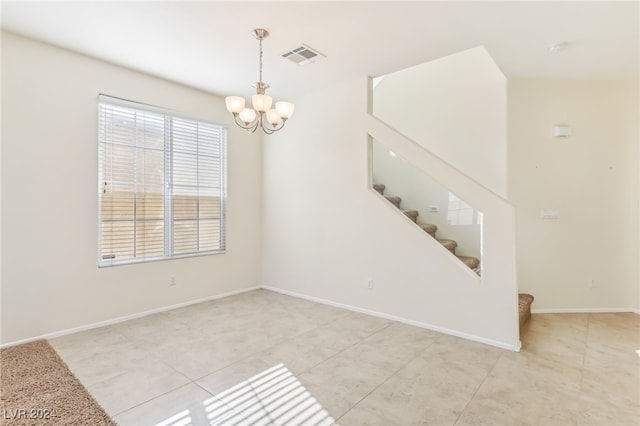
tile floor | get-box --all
[49,289,640,426]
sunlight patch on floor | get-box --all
[154,363,335,426]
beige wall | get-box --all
[373,46,508,197]
[1,32,263,344]
[508,79,639,311]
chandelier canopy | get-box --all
[225,29,295,135]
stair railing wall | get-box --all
[367,78,520,349]
[371,137,482,269]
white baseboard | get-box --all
[262,285,522,352]
[0,286,261,349]
[532,307,640,314]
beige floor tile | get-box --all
[351,371,476,426]
[113,382,214,426]
[420,334,504,371]
[456,374,580,426]
[294,302,352,326]
[48,325,131,363]
[297,380,355,421]
[150,337,247,381]
[250,338,339,375]
[299,355,393,418]
[86,359,191,416]
[580,364,639,407]
[337,324,440,375]
[109,312,181,339]
[578,388,640,426]
[196,357,276,395]
[492,350,583,394]
[295,313,390,353]
[334,312,392,335]
[61,339,155,387]
[338,405,396,426]
[203,363,337,426]
[47,293,640,426]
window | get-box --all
[446,192,477,226]
[98,95,226,266]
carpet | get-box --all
[0,340,116,426]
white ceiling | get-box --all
[2,1,638,101]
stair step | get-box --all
[519,293,534,328]
[437,239,458,254]
[457,255,480,270]
[385,196,401,208]
[402,210,419,222]
[373,183,385,195]
[420,223,438,238]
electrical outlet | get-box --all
[367,278,374,290]
[170,275,177,286]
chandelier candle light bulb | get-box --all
[225,28,295,134]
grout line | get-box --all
[335,333,440,423]
[110,382,199,419]
[452,347,505,425]
[576,313,591,408]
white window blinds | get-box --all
[98,95,226,266]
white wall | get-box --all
[373,46,507,197]
[262,76,519,350]
[1,32,263,344]
[508,79,639,311]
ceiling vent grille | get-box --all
[281,44,325,66]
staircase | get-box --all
[373,183,481,274]
[374,182,535,329]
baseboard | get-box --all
[262,285,521,352]
[532,307,640,314]
[0,286,261,349]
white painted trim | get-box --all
[532,307,640,314]
[0,286,261,349]
[262,285,521,352]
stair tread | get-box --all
[457,255,480,269]
[437,239,458,251]
[385,196,401,207]
[419,223,438,236]
[373,183,385,195]
[402,210,419,223]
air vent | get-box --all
[281,44,326,66]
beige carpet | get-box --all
[0,340,116,426]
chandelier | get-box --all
[225,29,295,134]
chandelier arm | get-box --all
[259,115,286,135]
[233,114,260,133]
[258,113,274,135]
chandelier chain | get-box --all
[258,36,263,83]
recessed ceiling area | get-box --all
[1,1,637,101]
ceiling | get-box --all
[2,1,638,101]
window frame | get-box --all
[97,94,227,267]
